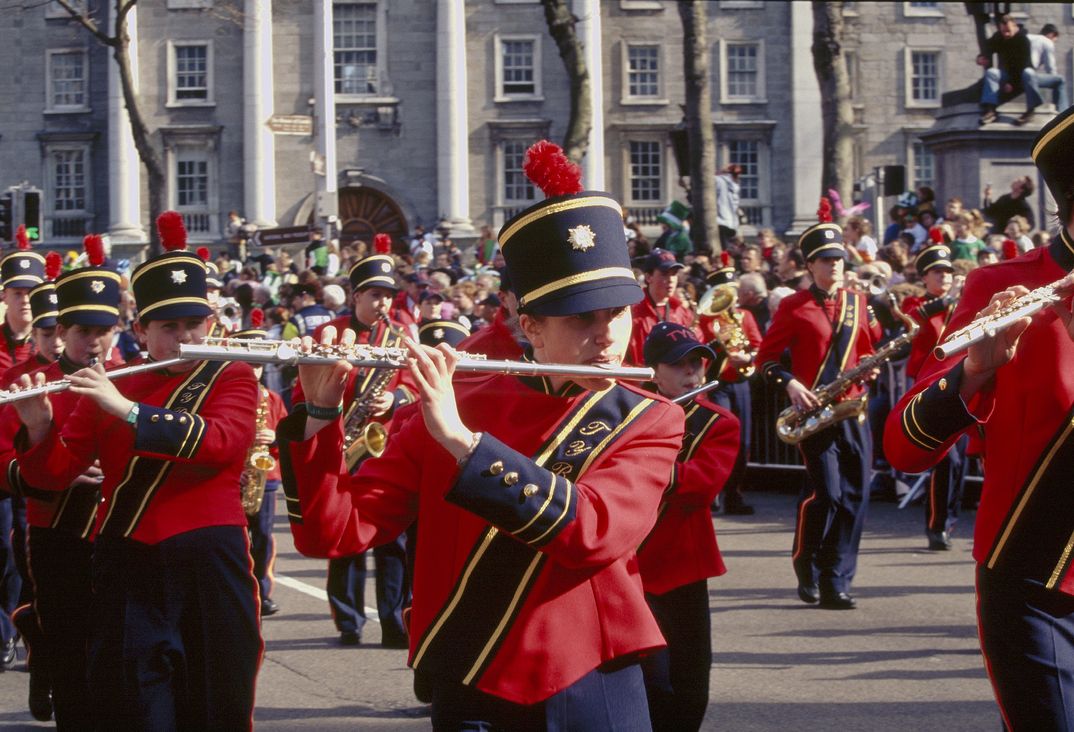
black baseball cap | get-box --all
[643,322,716,366]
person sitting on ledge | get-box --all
[978,12,1039,127]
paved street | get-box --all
[0,489,998,731]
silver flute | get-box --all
[934,277,1069,360]
[0,358,187,405]
[178,337,655,381]
[671,379,722,405]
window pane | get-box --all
[629,141,662,201]
[503,141,536,203]
[177,158,209,207]
[911,51,938,102]
[52,150,86,212]
[728,140,760,200]
[334,3,378,94]
[51,52,85,107]
[726,44,758,98]
[502,39,536,95]
[175,45,208,101]
[913,141,934,189]
[627,46,659,97]
[909,2,938,7]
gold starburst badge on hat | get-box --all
[567,224,596,252]
[90,280,105,293]
[170,269,188,284]
[48,294,57,304]
[433,328,444,340]
[19,260,29,269]
[381,262,391,272]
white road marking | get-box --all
[274,574,380,621]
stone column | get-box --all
[107,2,145,242]
[313,0,338,224]
[787,0,824,234]
[574,0,605,190]
[436,0,474,237]
[243,0,277,227]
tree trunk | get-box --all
[540,0,592,165]
[678,0,719,256]
[811,2,855,221]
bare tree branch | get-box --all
[540,0,592,165]
[55,0,114,46]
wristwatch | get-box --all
[125,402,140,427]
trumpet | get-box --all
[934,275,1069,360]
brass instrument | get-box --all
[934,275,1069,360]
[697,283,755,377]
[342,315,399,470]
[776,294,919,445]
[240,385,276,515]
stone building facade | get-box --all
[0,0,1070,252]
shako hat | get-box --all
[418,319,470,348]
[29,252,62,329]
[55,234,121,327]
[1033,104,1074,227]
[131,212,212,321]
[498,140,642,316]
[348,254,397,292]
[914,229,954,274]
[231,307,268,340]
[706,251,737,288]
[2,225,46,289]
[798,197,846,261]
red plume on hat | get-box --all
[720,251,732,268]
[157,211,187,251]
[929,227,944,245]
[15,224,29,251]
[45,252,62,281]
[250,307,264,329]
[817,197,833,224]
[83,234,105,267]
[196,246,211,262]
[1002,239,1019,260]
[523,140,584,198]
[373,233,392,255]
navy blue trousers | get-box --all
[327,531,410,645]
[977,566,1074,731]
[89,527,262,731]
[28,526,93,729]
[641,581,712,732]
[711,380,751,506]
[926,434,968,535]
[430,661,652,731]
[247,482,279,602]
[794,418,872,595]
[0,496,20,645]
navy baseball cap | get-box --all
[643,248,686,273]
[643,322,716,366]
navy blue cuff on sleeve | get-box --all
[447,433,577,548]
[918,297,948,320]
[133,404,206,460]
[6,459,55,501]
[762,361,794,388]
[900,362,976,451]
[276,405,310,443]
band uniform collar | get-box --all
[1050,228,1074,273]
[517,348,585,398]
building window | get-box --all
[334,2,378,95]
[502,141,537,206]
[628,140,663,203]
[625,44,662,101]
[46,50,88,112]
[167,41,213,106]
[720,41,766,103]
[495,35,542,100]
[912,140,935,189]
[44,144,93,239]
[719,1,764,8]
[167,0,213,8]
[165,137,219,239]
[904,1,943,16]
[723,138,770,228]
[844,49,859,101]
[906,49,942,108]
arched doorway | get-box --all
[334,186,409,254]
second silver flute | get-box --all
[178,340,655,381]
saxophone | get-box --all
[775,293,919,445]
[342,314,399,471]
[240,386,276,515]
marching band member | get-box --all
[457,268,525,360]
[628,248,696,365]
[279,141,682,727]
[755,206,881,610]
[899,240,967,550]
[10,213,262,729]
[884,108,1074,729]
[638,322,740,732]
[697,254,762,515]
[297,254,416,648]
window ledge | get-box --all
[721,98,768,105]
[494,95,546,104]
[44,107,92,115]
[166,101,216,109]
[335,95,400,106]
[621,98,669,106]
[905,101,941,110]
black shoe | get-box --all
[381,634,410,650]
[724,502,755,516]
[927,530,952,551]
[1013,109,1036,127]
[0,637,15,670]
[28,666,52,722]
[819,592,857,610]
[261,598,280,617]
[797,583,820,605]
[979,108,998,125]
[339,630,362,647]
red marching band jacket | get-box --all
[884,236,1074,597]
[638,397,740,596]
[697,308,763,383]
[755,287,881,397]
[458,307,524,361]
[628,294,697,366]
[15,360,258,545]
[900,293,956,380]
[278,372,684,705]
